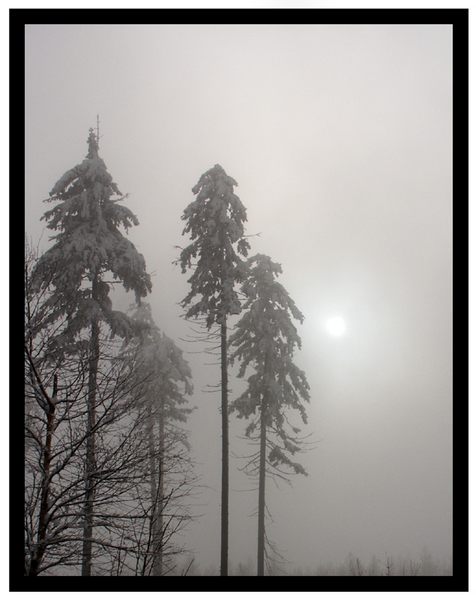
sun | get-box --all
[325,316,347,337]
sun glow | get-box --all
[325,316,347,337]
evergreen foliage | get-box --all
[129,302,193,424]
[179,163,250,327]
[230,254,310,474]
[31,129,152,348]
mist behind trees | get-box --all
[24,23,453,576]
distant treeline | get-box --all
[181,550,452,576]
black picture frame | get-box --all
[12,7,468,592]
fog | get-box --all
[25,24,452,574]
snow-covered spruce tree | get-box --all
[229,254,310,576]
[178,164,250,576]
[127,303,193,576]
[31,130,152,576]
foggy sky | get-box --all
[25,24,452,572]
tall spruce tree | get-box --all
[179,164,250,575]
[31,129,152,576]
[229,254,310,576]
[129,303,193,575]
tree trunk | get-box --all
[28,375,57,576]
[220,319,229,576]
[146,397,165,576]
[257,392,267,576]
[157,404,165,576]
[146,400,160,576]
[81,278,100,576]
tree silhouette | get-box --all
[178,164,250,575]
[230,254,310,576]
[31,130,151,575]
[127,303,193,575]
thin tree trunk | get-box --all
[28,375,57,576]
[157,404,165,576]
[81,278,100,576]
[220,318,229,576]
[146,400,160,576]
[257,391,267,576]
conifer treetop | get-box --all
[32,129,152,345]
[179,164,250,328]
[129,303,193,424]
